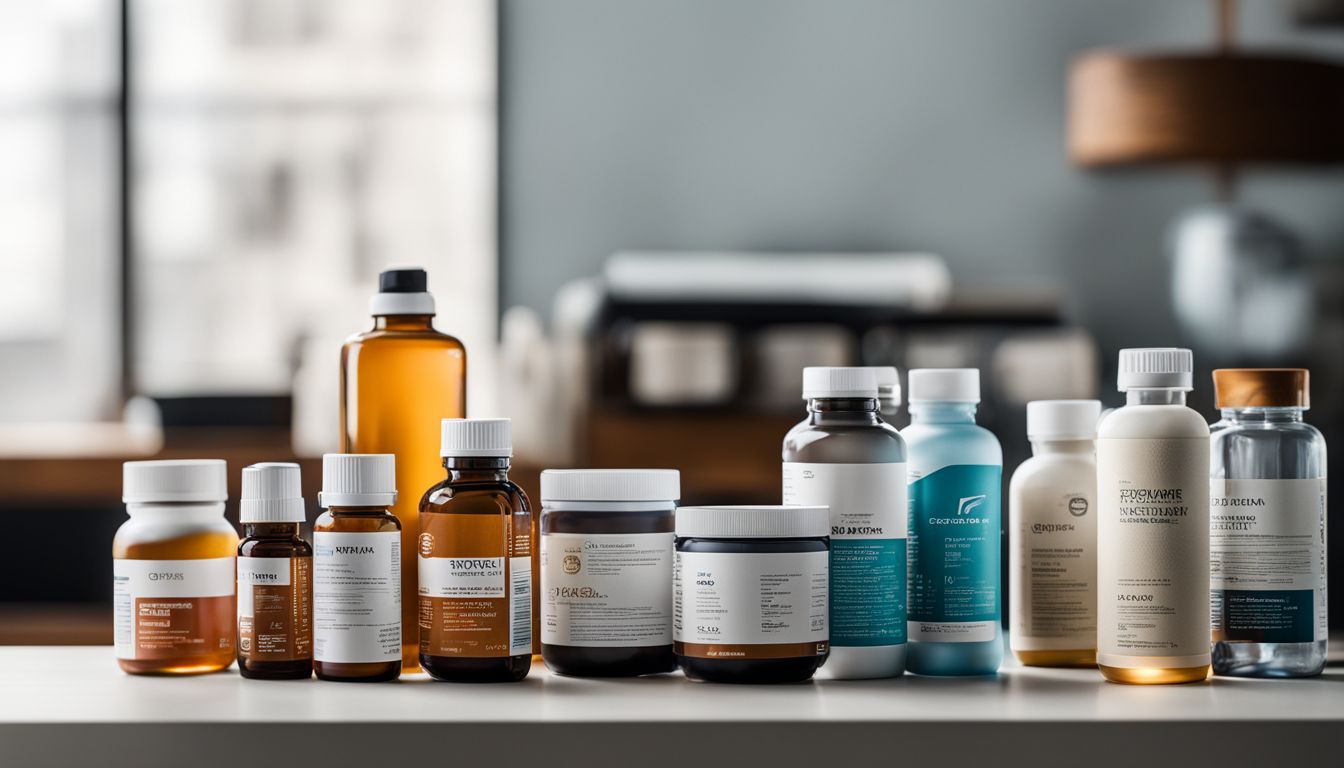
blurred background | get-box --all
[1,0,1341,643]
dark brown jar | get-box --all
[237,463,313,680]
[540,470,679,677]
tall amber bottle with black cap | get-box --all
[341,267,466,672]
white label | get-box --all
[420,556,505,598]
[237,557,291,623]
[509,557,532,656]
[1009,471,1097,652]
[542,532,674,648]
[313,532,401,663]
[783,462,908,541]
[674,551,827,645]
[1097,437,1210,669]
[113,557,235,660]
[1210,478,1328,643]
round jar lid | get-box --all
[675,505,830,539]
[541,469,680,503]
[123,459,228,504]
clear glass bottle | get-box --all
[419,419,532,682]
[1209,368,1327,678]
[341,267,466,670]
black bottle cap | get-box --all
[379,268,428,294]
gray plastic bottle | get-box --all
[782,367,908,678]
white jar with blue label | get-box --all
[904,368,1003,676]
[783,366,908,679]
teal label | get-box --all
[907,464,1001,626]
[1213,589,1315,644]
[830,539,906,646]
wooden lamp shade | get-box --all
[1069,51,1344,166]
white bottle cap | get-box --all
[368,266,436,316]
[802,367,878,399]
[908,368,980,403]
[440,418,513,458]
[1117,348,1193,391]
[541,469,680,503]
[872,366,902,407]
[319,454,397,508]
[1026,400,1102,440]
[675,505,830,539]
[240,462,306,523]
[123,459,227,504]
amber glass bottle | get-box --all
[419,419,532,682]
[237,463,313,680]
[341,267,466,670]
[313,454,403,683]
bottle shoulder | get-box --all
[782,419,906,462]
[239,537,313,558]
[1009,453,1096,494]
[1098,404,1210,439]
[903,421,1002,461]
[422,478,532,516]
[313,510,402,533]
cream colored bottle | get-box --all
[1009,400,1100,668]
[1097,348,1210,684]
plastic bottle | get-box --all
[340,267,466,670]
[903,368,1003,676]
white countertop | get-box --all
[2,646,1341,768]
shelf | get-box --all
[1,646,1339,767]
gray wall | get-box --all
[499,0,1344,359]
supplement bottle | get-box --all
[1097,348,1210,685]
[540,469,679,677]
[782,367,907,678]
[674,505,831,683]
[237,463,313,680]
[114,460,237,675]
[419,419,532,682]
[341,267,466,670]
[904,369,1003,676]
[1008,400,1101,668]
[1210,368,1327,678]
[313,454,402,682]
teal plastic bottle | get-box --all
[904,368,1003,675]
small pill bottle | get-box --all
[237,462,313,680]
[540,468,680,677]
[674,505,831,683]
[114,460,239,676]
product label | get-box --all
[1010,480,1096,651]
[238,556,312,662]
[1210,478,1327,644]
[541,532,674,648]
[783,462,907,647]
[313,532,401,664]
[418,514,532,658]
[1097,437,1209,668]
[674,550,828,660]
[113,557,235,661]
[907,465,1001,642]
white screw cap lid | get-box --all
[541,469,680,503]
[1117,348,1193,391]
[319,454,397,508]
[802,367,878,399]
[123,459,227,504]
[908,368,980,403]
[440,418,512,458]
[872,366,902,407]
[675,505,830,539]
[240,462,306,523]
[1027,400,1102,440]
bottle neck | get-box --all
[909,402,978,424]
[444,457,511,483]
[242,521,302,538]
[807,397,882,426]
[328,505,393,517]
[1126,389,1188,406]
[374,314,434,331]
[1219,406,1304,424]
[1030,438,1095,456]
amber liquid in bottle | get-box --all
[238,522,313,680]
[313,506,403,682]
[113,530,238,676]
[341,314,465,671]
[419,458,532,682]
